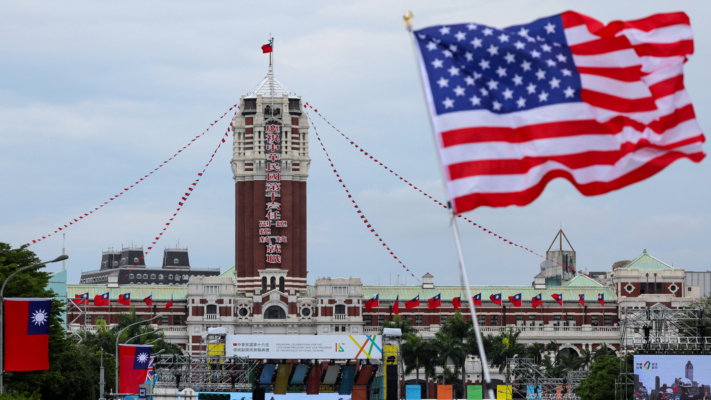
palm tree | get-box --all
[593,343,616,360]
[433,331,463,385]
[487,327,526,383]
[402,334,426,389]
[525,342,544,364]
[579,348,592,370]
[556,352,583,373]
[440,311,474,396]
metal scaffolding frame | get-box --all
[65,298,87,343]
[153,354,257,393]
[506,358,588,400]
[617,306,711,400]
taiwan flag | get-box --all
[119,344,153,393]
[490,293,502,306]
[261,42,273,53]
[393,296,399,315]
[144,295,153,307]
[532,294,542,309]
[163,295,173,309]
[4,298,52,371]
[473,293,482,306]
[579,294,585,306]
[405,295,420,310]
[94,292,110,306]
[118,293,131,306]
[552,293,563,306]
[428,294,441,310]
[74,292,89,305]
[452,296,461,310]
[365,294,379,312]
[598,293,605,306]
[508,293,522,307]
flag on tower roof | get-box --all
[413,11,703,213]
[262,42,273,54]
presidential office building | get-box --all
[65,68,704,380]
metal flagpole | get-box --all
[403,11,495,399]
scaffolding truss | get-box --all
[617,306,711,400]
[506,358,588,400]
[65,298,87,343]
[153,354,257,392]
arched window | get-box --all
[270,277,276,290]
[279,277,285,292]
[262,277,267,293]
[143,274,148,279]
[129,274,134,279]
[206,305,217,315]
[150,274,156,279]
[159,274,163,280]
[335,305,346,315]
[264,306,286,319]
[168,274,173,280]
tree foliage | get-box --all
[576,355,632,400]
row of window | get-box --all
[261,277,285,293]
[93,315,182,325]
[128,273,189,281]
[371,314,613,326]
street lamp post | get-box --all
[115,315,162,394]
[0,254,68,394]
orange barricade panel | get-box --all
[352,385,368,400]
[437,385,453,400]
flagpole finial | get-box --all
[403,11,413,30]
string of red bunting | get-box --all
[144,127,231,257]
[304,108,421,282]
[303,102,590,278]
[26,105,238,248]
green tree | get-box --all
[592,343,616,360]
[382,314,414,335]
[439,311,475,397]
[487,327,526,383]
[576,355,632,400]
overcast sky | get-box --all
[1,0,709,287]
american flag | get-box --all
[414,11,704,213]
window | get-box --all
[270,277,276,290]
[161,315,169,325]
[133,257,139,263]
[641,284,646,294]
[183,274,189,280]
[150,274,156,279]
[335,326,340,332]
[592,315,599,326]
[478,315,486,326]
[169,274,173,280]
[516,315,524,323]
[415,315,423,326]
[239,307,249,317]
[141,274,147,279]
[264,306,286,319]
[604,315,612,326]
[279,277,285,292]
[175,275,180,281]
[204,285,218,294]
[528,315,536,321]
[441,315,448,325]
[567,315,574,321]
[159,274,163,280]
[262,277,267,293]
[301,308,311,317]
[206,305,217,315]
[243,99,257,113]
[129,274,134,279]
[335,305,346,315]
[491,315,499,326]
[378,315,385,326]
[289,99,300,112]
[332,287,348,295]
[656,283,663,293]
[174,315,182,325]
[174,258,179,265]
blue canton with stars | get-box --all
[414,15,583,116]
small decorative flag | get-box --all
[393,296,399,315]
[508,293,522,307]
[163,295,173,309]
[490,293,502,306]
[579,294,585,306]
[598,293,605,306]
[532,293,543,309]
[119,344,153,393]
[118,293,131,306]
[473,293,482,306]
[74,293,89,305]
[94,292,110,306]
[4,298,52,371]
[452,296,461,310]
[261,42,273,54]
[405,295,420,310]
[144,295,153,307]
[552,294,563,306]
[428,294,441,310]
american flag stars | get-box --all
[415,15,582,115]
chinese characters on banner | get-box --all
[261,124,287,264]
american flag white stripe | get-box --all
[414,11,704,212]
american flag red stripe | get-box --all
[416,11,704,213]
